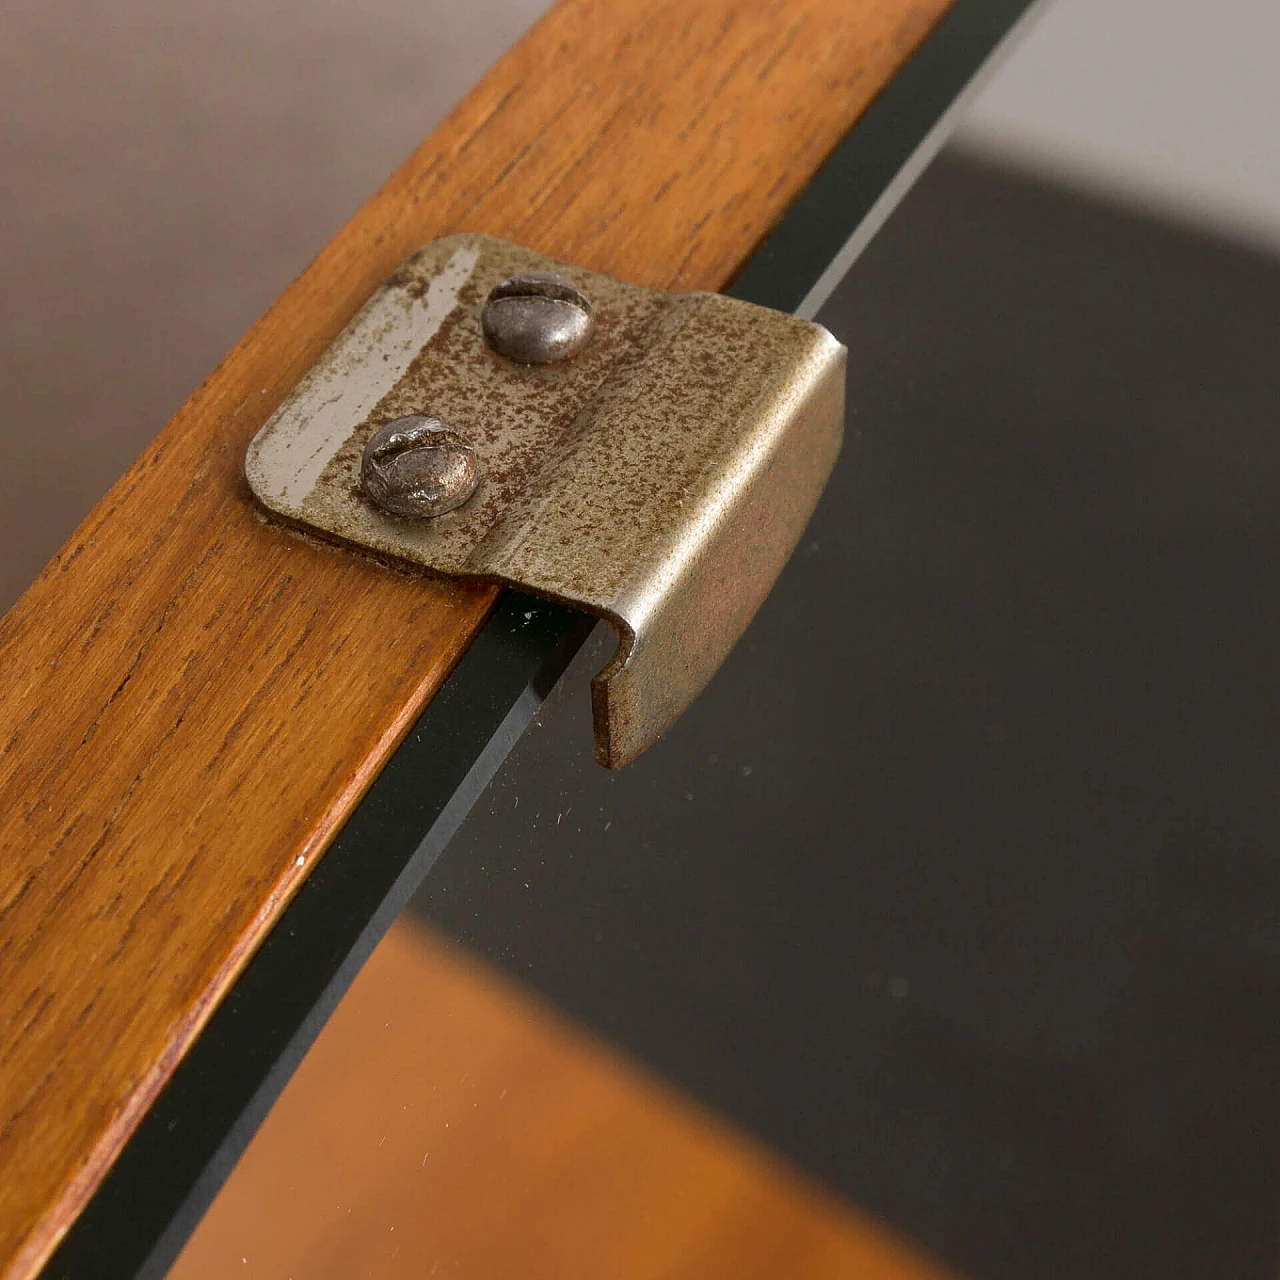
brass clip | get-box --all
[246,235,844,767]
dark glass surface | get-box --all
[412,152,1280,1280]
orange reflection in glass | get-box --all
[170,920,960,1280]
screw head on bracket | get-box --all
[361,416,478,518]
[482,272,594,364]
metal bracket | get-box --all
[245,235,845,767]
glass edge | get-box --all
[726,0,1042,316]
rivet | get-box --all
[481,272,594,364]
[361,416,478,518]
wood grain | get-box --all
[0,1,954,1274]
[169,921,963,1280]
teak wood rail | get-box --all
[0,1,956,1274]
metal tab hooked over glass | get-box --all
[244,234,845,767]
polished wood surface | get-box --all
[170,922,961,1280]
[0,1,955,1274]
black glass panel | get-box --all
[412,151,1280,1280]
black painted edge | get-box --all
[42,2,1038,1272]
[45,595,595,1280]
[726,0,1039,314]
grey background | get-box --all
[956,0,1280,253]
[0,0,545,609]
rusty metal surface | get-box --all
[245,235,845,766]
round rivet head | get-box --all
[481,272,594,364]
[361,416,478,518]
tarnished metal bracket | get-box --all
[245,235,845,767]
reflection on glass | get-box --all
[170,922,950,1278]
